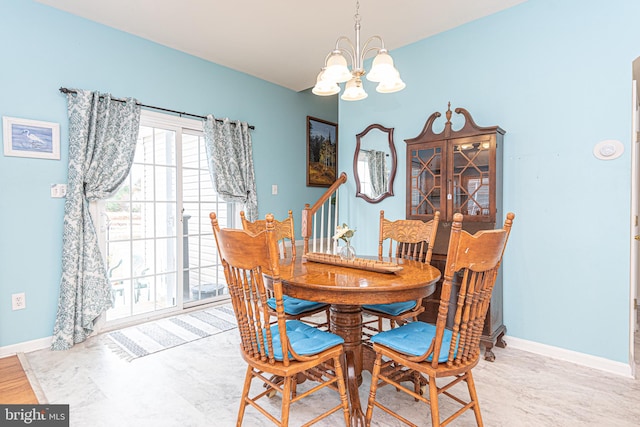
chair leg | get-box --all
[281,375,293,427]
[365,353,383,425]
[236,366,253,426]
[465,371,484,427]
[412,370,422,401]
[324,307,330,329]
[291,374,298,399]
[428,376,440,427]
[332,355,351,426]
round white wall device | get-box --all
[593,139,624,160]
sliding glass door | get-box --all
[97,111,234,325]
[181,131,235,305]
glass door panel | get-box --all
[451,137,491,219]
[182,132,230,304]
[106,125,179,321]
[410,145,442,217]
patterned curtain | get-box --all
[52,89,140,350]
[367,150,388,197]
[203,116,258,220]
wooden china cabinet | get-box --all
[405,103,506,361]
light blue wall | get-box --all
[0,0,336,347]
[2,0,637,366]
[337,0,640,363]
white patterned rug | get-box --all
[106,304,237,361]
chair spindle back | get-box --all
[378,210,440,263]
[432,212,514,369]
[211,212,293,366]
[241,210,296,259]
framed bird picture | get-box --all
[2,116,60,160]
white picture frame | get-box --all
[2,116,60,160]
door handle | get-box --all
[635,235,640,241]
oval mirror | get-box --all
[354,124,397,203]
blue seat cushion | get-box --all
[265,320,344,361]
[267,295,327,315]
[370,321,458,362]
[362,300,417,316]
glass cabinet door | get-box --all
[450,136,493,221]
[406,105,502,224]
[409,143,443,218]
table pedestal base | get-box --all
[330,305,366,426]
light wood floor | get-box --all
[0,355,38,404]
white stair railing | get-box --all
[302,172,347,255]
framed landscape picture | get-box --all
[2,116,60,160]
[306,116,338,187]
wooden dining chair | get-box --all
[240,210,330,329]
[365,212,515,427]
[211,212,350,427]
[361,210,440,336]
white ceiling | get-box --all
[36,0,527,92]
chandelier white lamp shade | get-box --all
[312,0,405,101]
[311,68,341,96]
[342,77,368,101]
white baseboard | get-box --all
[0,336,52,358]
[506,335,633,378]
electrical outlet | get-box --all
[12,293,26,310]
[271,184,278,195]
[50,184,67,198]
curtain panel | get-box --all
[367,150,387,197]
[52,89,140,350]
[203,116,258,221]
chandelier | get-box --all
[312,0,405,101]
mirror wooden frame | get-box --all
[353,123,397,203]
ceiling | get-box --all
[36,0,527,92]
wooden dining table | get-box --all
[274,255,441,427]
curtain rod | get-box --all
[58,87,255,130]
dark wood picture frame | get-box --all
[306,116,338,187]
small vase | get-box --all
[339,241,356,261]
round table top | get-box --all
[275,256,441,305]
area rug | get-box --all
[106,304,237,361]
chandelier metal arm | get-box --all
[333,36,355,52]
[333,37,357,70]
[331,35,386,75]
[361,35,385,52]
[360,35,386,62]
